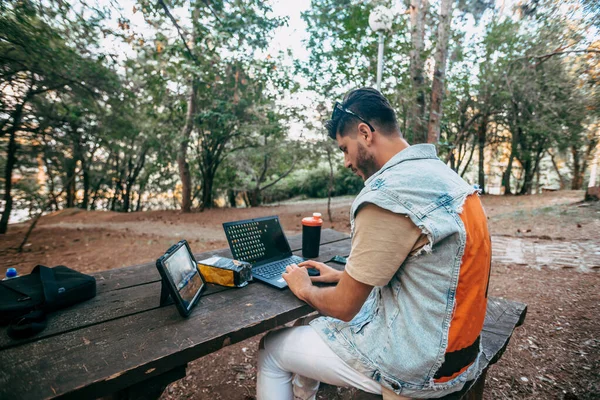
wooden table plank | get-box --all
[0,235,351,351]
[0,281,313,399]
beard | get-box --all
[355,142,378,181]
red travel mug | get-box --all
[302,213,323,258]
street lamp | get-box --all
[368,6,393,91]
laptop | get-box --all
[223,216,305,289]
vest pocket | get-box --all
[349,300,378,334]
[349,313,373,334]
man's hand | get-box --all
[282,264,313,301]
[283,263,374,322]
[298,260,342,283]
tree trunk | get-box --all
[200,173,214,210]
[502,153,515,195]
[581,139,599,188]
[228,189,237,208]
[426,0,453,144]
[110,156,121,211]
[459,137,476,178]
[242,191,250,208]
[477,115,488,193]
[65,159,77,208]
[587,144,598,189]
[571,145,583,190]
[326,146,334,223]
[199,151,222,211]
[136,191,143,212]
[81,159,90,209]
[0,93,30,139]
[135,178,147,212]
[503,94,523,195]
[519,157,533,195]
[518,140,546,196]
[178,80,197,213]
[449,150,456,171]
[248,153,297,208]
[123,184,132,212]
[530,145,546,194]
[401,101,408,136]
[91,183,102,211]
[0,83,35,232]
[0,128,18,234]
[248,188,261,207]
[503,126,521,195]
[110,181,119,211]
[123,147,148,213]
[547,150,566,189]
[409,0,429,144]
[42,146,59,211]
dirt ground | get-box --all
[1,190,599,399]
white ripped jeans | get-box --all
[256,325,382,400]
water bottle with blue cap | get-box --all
[3,268,18,280]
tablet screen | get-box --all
[163,244,204,309]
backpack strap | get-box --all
[37,265,59,311]
[7,266,58,339]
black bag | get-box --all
[0,265,96,338]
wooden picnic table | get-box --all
[0,228,526,400]
[0,229,349,399]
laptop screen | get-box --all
[223,216,291,265]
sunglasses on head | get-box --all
[331,102,375,132]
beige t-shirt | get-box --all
[345,203,429,287]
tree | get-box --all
[301,0,494,145]
[138,0,285,212]
[300,0,412,134]
[426,0,454,144]
[192,59,292,209]
[409,0,429,143]
[498,1,599,194]
[230,107,299,207]
[0,0,119,233]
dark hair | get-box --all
[325,87,399,139]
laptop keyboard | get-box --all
[254,256,304,279]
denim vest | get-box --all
[310,144,483,398]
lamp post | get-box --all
[368,6,393,91]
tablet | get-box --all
[156,240,206,317]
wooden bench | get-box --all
[353,297,527,400]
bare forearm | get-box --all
[299,285,355,322]
[284,267,372,323]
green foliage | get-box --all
[0,0,127,230]
[299,0,411,109]
[1,0,599,230]
[264,163,363,202]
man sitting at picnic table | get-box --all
[256,88,492,399]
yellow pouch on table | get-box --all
[197,256,252,288]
